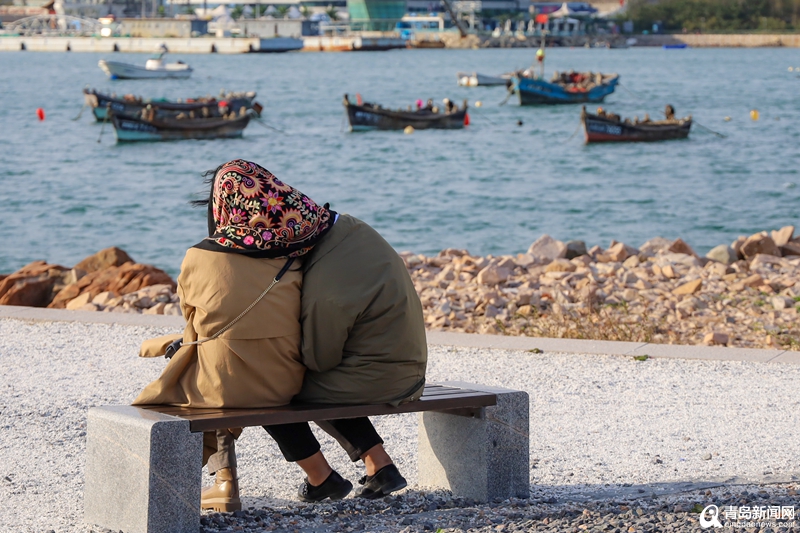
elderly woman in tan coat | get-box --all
[133,159,337,511]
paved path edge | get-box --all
[1,304,795,364]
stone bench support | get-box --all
[418,382,530,502]
[84,406,202,533]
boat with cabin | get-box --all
[343,94,468,131]
[513,69,619,105]
[456,72,513,87]
[581,105,692,143]
[98,50,193,80]
[512,32,619,105]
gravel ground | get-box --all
[1,318,799,533]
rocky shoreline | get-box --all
[1,226,798,351]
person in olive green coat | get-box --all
[298,213,427,405]
[261,213,428,501]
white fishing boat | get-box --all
[456,71,512,87]
[98,51,193,80]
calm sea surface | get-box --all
[1,47,799,276]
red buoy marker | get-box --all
[36,108,45,121]
[464,112,470,126]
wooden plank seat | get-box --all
[84,381,529,533]
[139,383,498,432]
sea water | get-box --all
[0,47,798,275]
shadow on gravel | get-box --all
[198,480,800,533]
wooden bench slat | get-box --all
[139,383,496,432]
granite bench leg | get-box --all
[418,382,529,502]
[84,406,203,533]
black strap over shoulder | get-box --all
[164,257,295,359]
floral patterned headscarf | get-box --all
[197,159,334,258]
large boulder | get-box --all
[564,240,587,259]
[74,247,133,273]
[771,226,794,247]
[781,242,800,256]
[740,233,780,259]
[527,235,567,262]
[730,236,748,260]
[638,237,672,257]
[0,261,69,307]
[476,264,511,286]
[49,262,175,309]
[668,238,697,257]
[705,244,736,265]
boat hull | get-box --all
[344,102,466,131]
[98,60,193,80]
[84,89,255,122]
[111,114,250,142]
[582,112,692,143]
[514,76,619,105]
[457,72,510,87]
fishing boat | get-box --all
[512,32,619,105]
[581,106,692,143]
[513,70,619,105]
[83,89,259,122]
[343,95,467,131]
[456,72,512,87]
[98,51,193,80]
[110,112,252,142]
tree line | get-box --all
[626,0,800,31]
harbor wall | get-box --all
[3,32,800,53]
[634,33,800,48]
[0,36,263,53]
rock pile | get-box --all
[3,227,798,349]
[402,227,800,350]
[0,247,179,315]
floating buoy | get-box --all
[475,101,482,108]
[724,116,731,122]
[404,125,414,134]
[464,113,470,126]
[36,108,45,121]
[517,119,523,126]
[750,109,759,121]
[789,67,794,72]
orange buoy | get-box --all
[36,108,45,121]
[464,112,470,126]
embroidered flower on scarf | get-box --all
[262,191,285,214]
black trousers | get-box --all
[264,417,383,463]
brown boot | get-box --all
[201,467,241,512]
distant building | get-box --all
[121,17,207,36]
[348,0,406,30]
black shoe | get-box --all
[298,470,353,503]
[354,464,407,499]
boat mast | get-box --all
[440,0,468,38]
[538,30,547,79]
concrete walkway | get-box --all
[2,304,799,532]
[1,304,795,365]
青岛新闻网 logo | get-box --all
[700,504,723,529]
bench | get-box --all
[84,381,529,533]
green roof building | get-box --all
[348,0,406,30]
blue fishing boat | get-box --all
[512,72,620,105]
